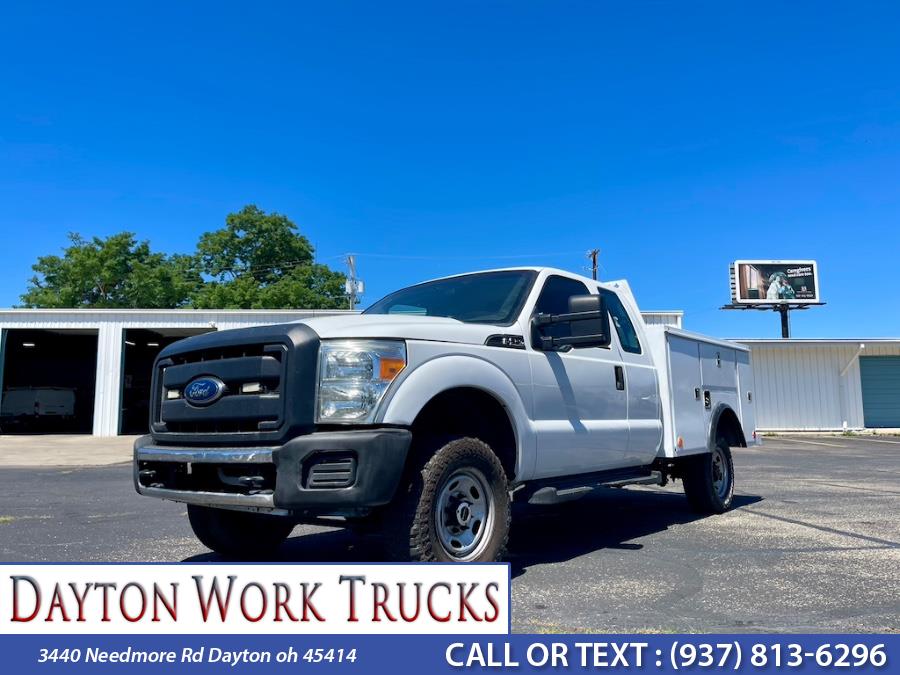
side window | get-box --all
[602,289,641,354]
[534,275,590,340]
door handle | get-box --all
[614,366,626,391]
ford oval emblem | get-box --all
[183,376,225,406]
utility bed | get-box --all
[645,326,757,458]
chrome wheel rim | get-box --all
[435,467,493,560]
[711,446,730,499]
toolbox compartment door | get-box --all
[667,334,708,454]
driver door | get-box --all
[528,275,630,479]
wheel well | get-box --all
[715,407,747,448]
[408,387,517,480]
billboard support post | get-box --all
[779,305,790,339]
[720,302,816,339]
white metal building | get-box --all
[736,339,900,432]
[3,307,898,436]
[0,308,682,437]
[638,311,683,328]
[0,308,684,437]
[0,309,352,436]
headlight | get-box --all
[316,340,407,423]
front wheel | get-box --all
[187,505,295,557]
[682,442,734,513]
[387,437,510,562]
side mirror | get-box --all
[567,294,610,346]
[533,294,611,351]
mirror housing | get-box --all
[533,294,611,351]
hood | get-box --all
[295,313,512,345]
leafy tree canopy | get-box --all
[192,205,346,309]
[197,205,314,282]
[20,206,348,310]
[20,232,201,308]
[190,264,347,310]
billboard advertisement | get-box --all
[731,259,821,304]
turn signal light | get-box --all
[379,357,405,380]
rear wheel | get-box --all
[386,437,510,562]
[682,442,734,513]
[187,505,295,557]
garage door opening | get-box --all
[120,328,214,435]
[860,355,900,428]
[0,329,99,434]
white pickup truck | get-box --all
[134,267,757,562]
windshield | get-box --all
[364,270,538,325]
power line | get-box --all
[179,249,590,280]
[331,251,585,262]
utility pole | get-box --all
[587,249,600,280]
[345,254,363,310]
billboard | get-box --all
[730,260,821,304]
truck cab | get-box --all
[135,267,756,561]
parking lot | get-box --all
[0,435,897,633]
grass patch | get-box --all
[0,516,15,525]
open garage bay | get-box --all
[120,328,211,434]
[0,329,98,434]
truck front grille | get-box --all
[156,345,286,434]
[148,322,320,445]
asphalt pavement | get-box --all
[0,435,897,633]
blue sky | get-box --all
[2,2,899,338]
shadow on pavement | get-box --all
[182,489,762,568]
[506,489,761,578]
[182,526,377,563]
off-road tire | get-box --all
[187,505,295,558]
[682,441,734,514]
[386,437,510,562]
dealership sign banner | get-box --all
[0,564,896,672]
[730,259,822,304]
[0,564,509,634]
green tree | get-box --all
[189,205,347,309]
[20,233,201,308]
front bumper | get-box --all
[133,428,412,516]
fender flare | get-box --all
[377,354,534,481]
[707,402,747,451]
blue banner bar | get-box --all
[0,634,894,673]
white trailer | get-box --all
[1,387,76,421]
